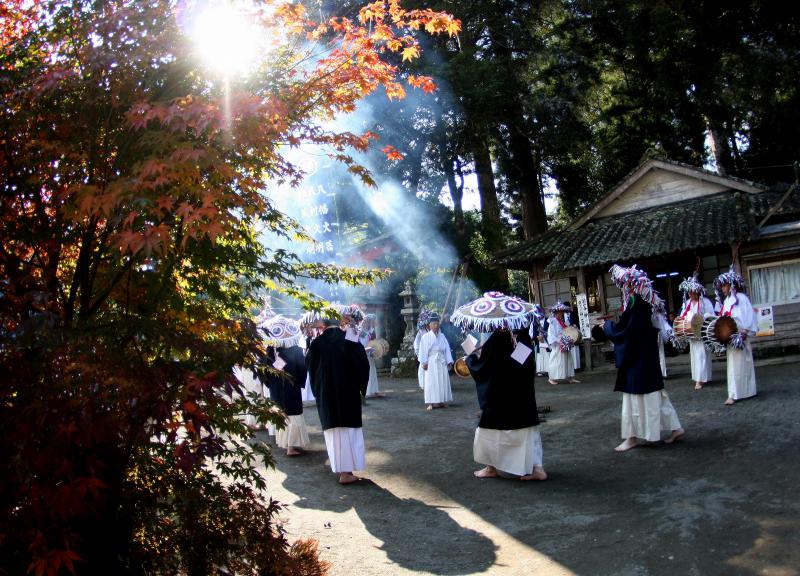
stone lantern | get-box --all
[390,280,420,376]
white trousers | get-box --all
[690,339,713,382]
[365,355,380,396]
[548,349,574,380]
[323,427,365,473]
[276,414,309,449]
[727,341,757,400]
[473,426,543,477]
[621,390,682,442]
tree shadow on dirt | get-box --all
[280,462,497,574]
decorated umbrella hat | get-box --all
[262,315,303,348]
[609,263,664,312]
[340,303,365,325]
[549,300,570,313]
[713,265,747,305]
[679,271,706,297]
[417,307,433,330]
[299,309,322,329]
[450,291,537,333]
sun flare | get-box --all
[190,2,264,77]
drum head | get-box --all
[564,326,582,344]
[370,338,389,359]
[713,316,738,345]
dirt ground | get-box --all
[260,355,800,576]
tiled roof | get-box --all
[493,192,757,273]
[749,184,800,223]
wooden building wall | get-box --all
[595,169,732,218]
[752,301,800,354]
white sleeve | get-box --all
[442,334,454,364]
[702,297,715,316]
[736,293,759,333]
[413,330,423,356]
[547,321,560,346]
[418,332,432,364]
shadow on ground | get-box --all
[265,359,800,575]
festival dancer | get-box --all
[546,301,579,385]
[564,302,582,371]
[262,316,309,456]
[604,264,684,452]
[419,312,454,410]
[467,328,547,481]
[413,309,431,390]
[306,315,370,484]
[714,267,758,405]
[359,314,385,398]
[678,273,715,389]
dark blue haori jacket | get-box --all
[265,345,306,417]
[466,330,540,430]
[306,327,369,430]
[603,294,664,395]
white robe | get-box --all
[566,313,581,370]
[414,328,426,389]
[547,319,574,380]
[721,293,758,400]
[299,338,316,404]
[419,331,453,404]
[681,298,715,382]
[233,365,266,429]
[360,333,380,396]
[535,339,550,373]
[621,390,682,442]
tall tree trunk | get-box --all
[443,158,465,234]
[503,104,548,240]
[470,123,509,291]
[437,125,465,234]
[706,117,736,176]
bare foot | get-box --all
[426,404,433,411]
[338,472,360,484]
[615,438,639,452]
[521,467,548,481]
[287,448,302,456]
[548,379,559,386]
[694,382,703,390]
[569,378,581,384]
[474,466,498,478]
[665,428,685,444]
[724,398,735,406]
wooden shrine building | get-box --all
[492,158,800,369]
